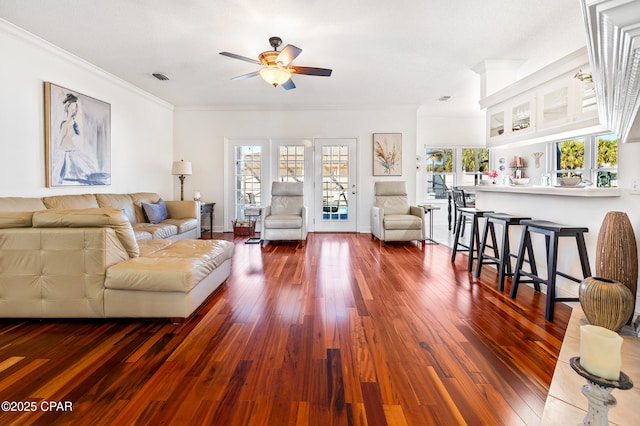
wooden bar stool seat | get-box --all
[474,213,532,292]
[510,220,591,321]
[451,207,493,272]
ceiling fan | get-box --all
[220,36,332,90]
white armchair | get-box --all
[261,182,308,246]
[371,181,425,246]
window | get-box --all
[235,146,262,219]
[423,147,491,199]
[461,148,489,186]
[549,133,618,187]
[553,138,585,179]
[595,133,618,187]
[425,148,454,199]
[278,145,304,182]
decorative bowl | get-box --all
[559,177,582,186]
[510,178,530,185]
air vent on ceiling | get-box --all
[152,73,170,81]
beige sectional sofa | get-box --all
[0,192,200,240]
[0,193,234,321]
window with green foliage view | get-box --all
[550,133,618,187]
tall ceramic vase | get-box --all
[595,211,638,325]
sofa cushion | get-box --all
[134,230,153,240]
[383,214,423,230]
[264,215,303,229]
[105,239,235,293]
[32,208,140,258]
[130,192,162,223]
[137,239,173,257]
[0,211,34,228]
[42,194,99,210]
[0,197,47,212]
[132,222,178,239]
[141,199,169,224]
[163,218,198,234]
[95,193,137,224]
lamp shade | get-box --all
[171,160,192,176]
[259,66,292,87]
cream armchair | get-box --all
[371,181,425,246]
[261,182,308,246]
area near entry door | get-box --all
[313,138,357,232]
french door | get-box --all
[225,137,357,233]
[313,138,357,232]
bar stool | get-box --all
[510,220,591,321]
[474,213,532,292]
[451,207,493,272]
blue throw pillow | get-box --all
[141,199,169,224]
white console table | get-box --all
[541,307,639,425]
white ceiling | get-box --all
[0,0,588,117]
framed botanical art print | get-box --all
[373,133,402,176]
[44,82,111,187]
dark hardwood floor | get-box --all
[0,232,570,425]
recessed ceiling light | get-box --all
[438,95,451,101]
[152,73,170,81]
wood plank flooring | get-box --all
[0,232,570,425]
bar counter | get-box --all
[470,184,621,197]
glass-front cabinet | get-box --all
[489,110,505,137]
[511,101,532,133]
[486,95,534,144]
[484,56,603,147]
[536,67,599,132]
[540,85,569,126]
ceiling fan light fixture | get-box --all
[259,66,291,87]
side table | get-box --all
[199,202,215,237]
[244,206,262,244]
[420,204,440,245]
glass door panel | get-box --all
[314,138,356,232]
[511,101,531,132]
[542,86,569,124]
[489,111,505,137]
[278,145,305,182]
[234,145,262,220]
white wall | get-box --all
[173,107,417,232]
[0,20,174,198]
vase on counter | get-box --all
[595,211,638,325]
[579,277,634,331]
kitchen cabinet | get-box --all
[536,68,599,132]
[480,48,606,148]
[486,94,535,142]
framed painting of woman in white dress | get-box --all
[44,82,111,187]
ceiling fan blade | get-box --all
[231,71,261,81]
[281,79,296,90]
[290,66,332,77]
[220,51,260,65]
[277,44,302,66]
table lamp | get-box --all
[171,160,192,200]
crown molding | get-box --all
[0,18,173,111]
[174,104,419,112]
